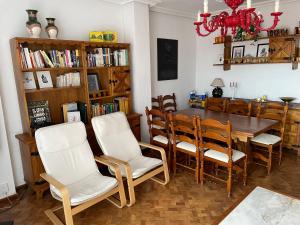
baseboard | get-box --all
[0,184,27,205]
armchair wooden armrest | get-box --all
[94,156,123,182]
[100,155,133,180]
[40,173,69,197]
[138,142,167,162]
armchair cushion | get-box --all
[35,122,99,186]
[51,171,117,206]
[251,133,281,145]
[109,156,162,179]
[92,112,142,162]
[204,149,245,163]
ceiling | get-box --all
[153,0,286,14]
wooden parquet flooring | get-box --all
[1,151,300,225]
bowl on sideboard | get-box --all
[279,97,296,103]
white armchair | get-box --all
[35,122,126,225]
[92,112,169,206]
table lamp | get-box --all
[211,78,225,98]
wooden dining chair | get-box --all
[226,99,252,116]
[197,118,247,197]
[152,96,163,110]
[162,93,177,112]
[251,102,288,174]
[205,97,227,112]
[92,112,169,206]
[35,122,126,225]
[145,107,171,166]
[168,113,200,183]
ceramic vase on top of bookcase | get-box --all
[26,9,41,38]
[45,18,58,39]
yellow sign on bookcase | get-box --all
[89,31,118,43]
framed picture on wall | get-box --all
[157,38,178,81]
[257,43,269,57]
[232,46,245,59]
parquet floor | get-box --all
[1,151,300,225]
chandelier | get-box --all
[194,0,283,37]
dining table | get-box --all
[175,108,280,157]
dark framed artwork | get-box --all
[256,43,269,57]
[232,45,245,59]
[157,38,178,81]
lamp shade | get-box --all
[211,78,225,87]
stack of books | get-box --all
[87,48,129,67]
[56,72,81,88]
[19,44,81,69]
[91,97,129,117]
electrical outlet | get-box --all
[0,182,9,197]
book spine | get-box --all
[24,47,33,69]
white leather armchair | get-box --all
[92,112,169,206]
[35,122,126,225]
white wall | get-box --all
[0,0,125,189]
[0,95,16,198]
[150,12,196,109]
[196,1,300,102]
[123,2,152,141]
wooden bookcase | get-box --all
[10,37,141,198]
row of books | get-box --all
[91,97,129,117]
[20,44,81,69]
[56,72,81,88]
[87,48,129,67]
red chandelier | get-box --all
[194,0,283,37]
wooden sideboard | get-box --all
[16,113,141,199]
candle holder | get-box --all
[230,82,238,100]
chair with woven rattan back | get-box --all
[251,102,288,174]
[168,113,199,183]
[162,93,177,112]
[197,118,247,197]
[205,97,227,112]
[226,99,252,116]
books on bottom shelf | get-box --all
[92,97,129,117]
[62,102,87,124]
[56,72,81,87]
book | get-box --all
[27,100,52,128]
[87,74,100,92]
[77,102,87,124]
[62,102,78,122]
[67,111,81,122]
[36,71,53,89]
[23,72,36,90]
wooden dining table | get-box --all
[175,108,280,156]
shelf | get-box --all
[22,67,84,72]
[213,61,296,66]
[87,66,130,70]
[25,86,82,94]
[213,34,300,45]
[89,92,130,101]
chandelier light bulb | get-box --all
[275,0,280,12]
[197,10,201,22]
[247,0,252,9]
[204,0,208,13]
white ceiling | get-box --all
[153,0,287,14]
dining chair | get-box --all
[168,113,200,183]
[152,95,163,111]
[197,118,247,197]
[145,107,171,166]
[91,112,169,206]
[35,122,126,225]
[162,93,177,112]
[226,99,252,116]
[205,97,227,112]
[251,102,288,174]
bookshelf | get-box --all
[10,37,141,198]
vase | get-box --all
[45,18,58,39]
[26,9,41,38]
